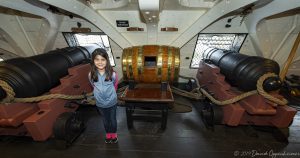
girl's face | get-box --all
[94,55,107,71]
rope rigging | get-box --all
[0,73,288,106]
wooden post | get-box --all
[280,32,300,81]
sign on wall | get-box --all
[116,20,129,27]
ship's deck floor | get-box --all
[0,96,299,158]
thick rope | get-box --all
[14,92,94,103]
[199,88,257,105]
[0,80,93,103]
[0,80,16,103]
[199,73,288,106]
[256,73,288,105]
[171,86,204,100]
[172,75,204,100]
[174,75,258,104]
[0,79,129,104]
[174,73,288,106]
[0,73,289,106]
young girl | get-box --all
[89,48,118,144]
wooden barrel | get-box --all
[122,45,180,83]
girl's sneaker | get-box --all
[105,138,111,144]
[105,133,112,143]
[111,137,118,143]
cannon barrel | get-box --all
[0,45,100,100]
[202,48,281,91]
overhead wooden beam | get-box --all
[39,0,132,49]
[170,0,258,48]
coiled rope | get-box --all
[173,73,288,106]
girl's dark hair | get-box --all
[90,48,113,82]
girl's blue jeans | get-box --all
[97,104,117,133]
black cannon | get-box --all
[202,48,281,91]
[0,45,99,99]
[0,44,100,144]
[197,48,296,128]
